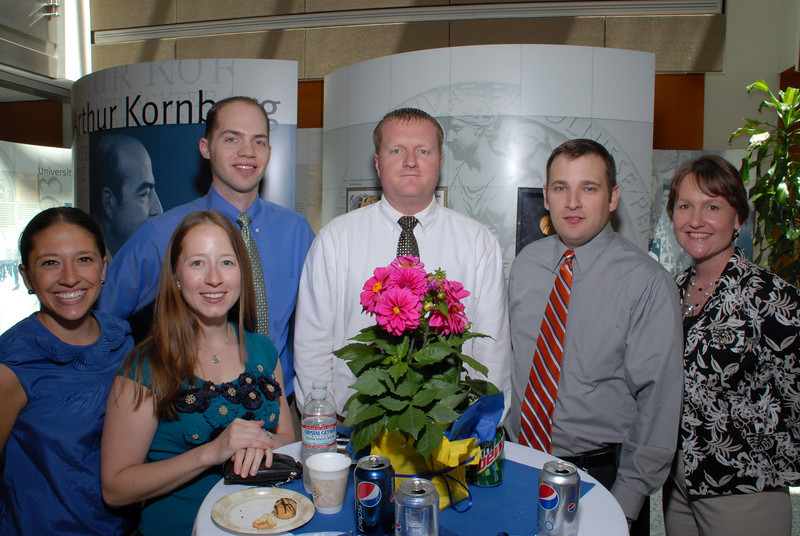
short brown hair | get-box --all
[546,138,617,191]
[373,108,444,154]
[666,154,749,224]
[204,96,270,142]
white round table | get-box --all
[194,441,628,535]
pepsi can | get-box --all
[355,455,395,536]
[537,460,580,536]
[395,478,438,536]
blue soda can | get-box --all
[537,460,580,536]
[355,455,395,536]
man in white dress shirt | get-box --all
[294,108,511,416]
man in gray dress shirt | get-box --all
[507,139,682,535]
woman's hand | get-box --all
[209,419,274,475]
[230,430,280,476]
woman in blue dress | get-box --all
[101,210,295,535]
[0,207,134,535]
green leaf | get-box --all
[414,421,445,458]
[396,406,429,438]
[351,416,389,452]
[428,401,461,424]
[346,402,387,426]
[394,367,424,397]
[412,342,454,365]
[334,342,378,361]
[410,387,438,408]
[347,353,389,376]
[456,350,489,377]
[387,361,409,382]
[378,395,409,412]
[441,391,468,409]
[462,378,501,396]
[350,368,391,396]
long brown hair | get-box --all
[121,210,257,419]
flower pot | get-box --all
[370,431,480,511]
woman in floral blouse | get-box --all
[101,210,295,535]
[663,154,800,535]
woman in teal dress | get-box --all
[101,210,295,535]
[0,207,133,535]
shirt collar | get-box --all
[379,196,438,231]
[207,184,263,221]
[553,222,615,274]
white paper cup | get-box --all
[305,452,351,514]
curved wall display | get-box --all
[71,59,298,258]
[323,45,654,275]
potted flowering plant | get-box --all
[334,255,496,459]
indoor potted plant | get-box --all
[334,255,502,509]
[729,79,800,286]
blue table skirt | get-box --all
[277,460,594,535]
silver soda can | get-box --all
[537,460,580,536]
[394,478,438,536]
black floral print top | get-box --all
[676,248,800,496]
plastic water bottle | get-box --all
[304,378,337,412]
[301,387,337,493]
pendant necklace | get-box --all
[681,273,720,318]
[199,323,232,364]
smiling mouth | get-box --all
[234,164,256,170]
[201,292,225,299]
[56,290,86,302]
[688,232,711,238]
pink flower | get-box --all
[429,301,469,335]
[388,265,428,300]
[428,280,470,335]
[441,279,470,303]
[373,287,422,336]
[360,266,395,313]
[391,255,425,271]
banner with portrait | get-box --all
[71,59,298,259]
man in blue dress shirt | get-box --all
[97,96,315,404]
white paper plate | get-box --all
[211,487,314,535]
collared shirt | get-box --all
[507,224,683,519]
[294,198,511,414]
[97,185,315,396]
[676,248,800,496]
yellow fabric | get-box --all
[370,432,480,510]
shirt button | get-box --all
[690,327,698,335]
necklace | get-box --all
[198,323,232,364]
[681,273,720,318]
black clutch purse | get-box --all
[222,453,303,486]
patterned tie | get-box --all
[236,213,269,336]
[519,250,576,452]
[397,216,420,258]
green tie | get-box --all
[236,213,269,336]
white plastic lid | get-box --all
[312,379,329,390]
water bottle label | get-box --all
[302,424,336,448]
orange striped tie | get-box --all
[519,250,575,452]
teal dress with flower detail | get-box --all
[132,327,282,536]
